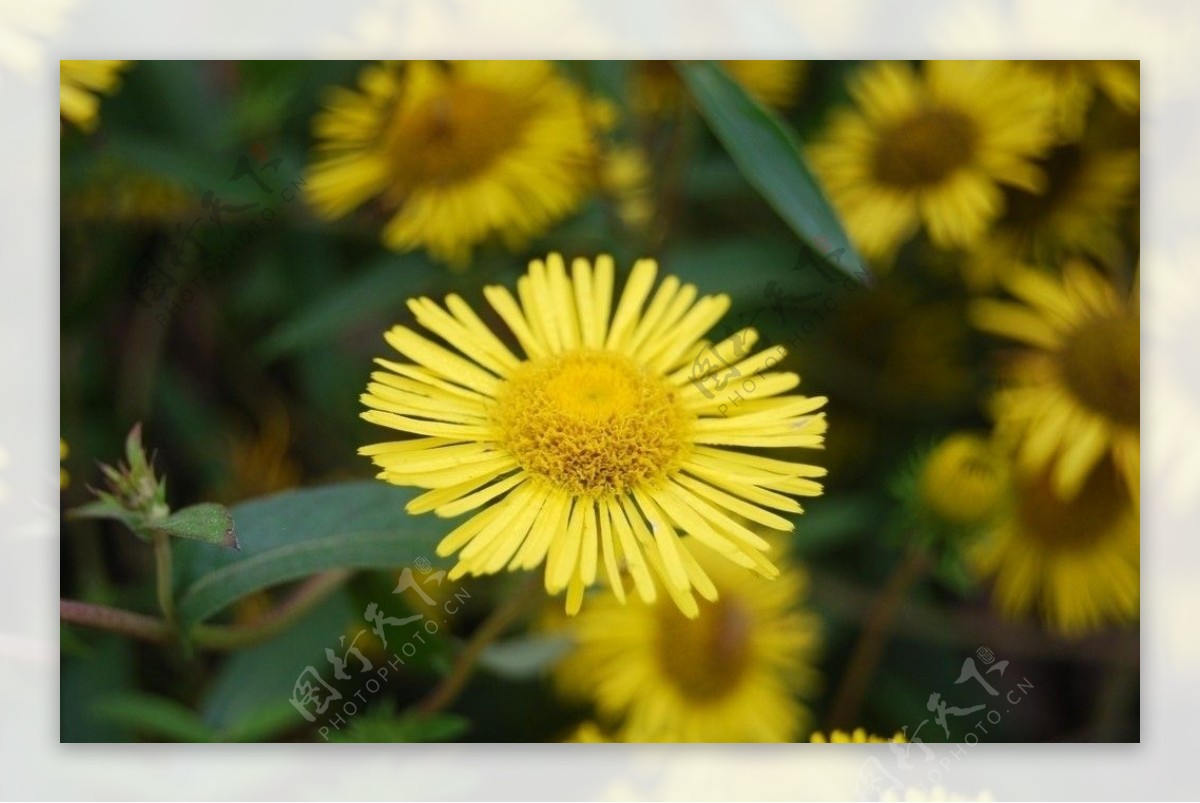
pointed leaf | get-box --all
[159,502,238,549]
[676,60,869,282]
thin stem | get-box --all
[59,569,352,652]
[191,569,352,650]
[152,531,176,629]
[60,599,171,644]
[418,574,543,715]
[827,549,930,730]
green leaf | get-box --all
[92,692,215,743]
[159,503,238,549]
[221,700,311,742]
[326,709,469,743]
[676,61,869,282]
[173,482,448,632]
[256,252,435,362]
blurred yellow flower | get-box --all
[1029,60,1139,141]
[918,433,1006,528]
[633,60,806,114]
[563,721,612,743]
[972,458,1138,636]
[965,140,1139,290]
[60,60,130,133]
[554,542,820,742]
[972,262,1139,501]
[60,438,69,489]
[306,61,604,266]
[359,254,827,616]
[809,60,1056,263]
[66,163,192,224]
[218,408,301,503]
[809,728,904,743]
[598,144,654,231]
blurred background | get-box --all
[59,60,1139,745]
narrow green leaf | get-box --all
[221,700,310,743]
[173,482,448,631]
[256,252,435,362]
[159,503,238,550]
[92,693,215,743]
[676,60,869,282]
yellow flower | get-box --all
[918,433,1006,528]
[307,61,604,266]
[809,60,1056,263]
[554,542,820,742]
[359,253,828,616]
[633,60,806,114]
[971,458,1138,636]
[1028,60,1139,141]
[809,728,904,743]
[965,140,1139,290]
[971,262,1139,501]
[598,145,654,231]
[60,439,69,489]
[60,60,130,132]
[218,408,301,503]
[67,162,192,223]
[563,721,611,743]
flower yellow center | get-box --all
[492,350,690,496]
[874,107,978,189]
[1017,462,1129,552]
[656,595,753,702]
[385,80,529,186]
[1059,311,1140,427]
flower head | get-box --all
[972,457,1138,636]
[307,61,605,266]
[359,254,828,616]
[809,60,1056,262]
[810,728,905,743]
[917,433,1007,529]
[60,60,130,133]
[971,261,1139,501]
[553,540,820,741]
[965,139,1139,290]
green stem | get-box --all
[417,574,543,715]
[152,530,176,629]
[60,569,352,652]
[826,548,930,730]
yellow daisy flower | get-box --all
[554,542,820,742]
[809,60,1056,263]
[965,140,1139,290]
[562,721,612,743]
[972,458,1138,636]
[359,253,828,616]
[809,728,904,743]
[307,60,604,266]
[633,60,807,114]
[59,60,130,133]
[971,261,1139,501]
[918,433,1006,528]
[1029,60,1139,141]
